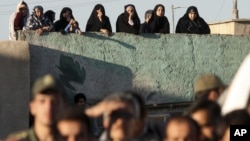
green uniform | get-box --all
[7,127,38,141]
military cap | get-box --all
[194,73,225,94]
[31,74,63,96]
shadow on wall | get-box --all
[29,44,134,104]
[29,44,184,105]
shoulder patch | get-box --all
[8,130,29,140]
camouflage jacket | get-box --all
[7,127,38,141]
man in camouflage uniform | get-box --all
[5,74,66,141]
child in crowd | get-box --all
[139,9,153,34]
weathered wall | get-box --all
[20,31,250,104]
[235,21,250,35]
[0,41,30,138]
[1,32,250,137]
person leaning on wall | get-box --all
[24,5,53,36]
[86,4,112,35]
[116,4,141,35]
[9,0,29,40]
[149,4,170,34]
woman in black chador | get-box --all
[175,6,210,34]
[116,4,140,34]
[85,4,112,34]
[149,4,170,33]
[54,7,75,32]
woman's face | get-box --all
[126,6,134,16]
[19,4,28,16]
[63,10,71,19]
[188,10,197,21]
[34,8,42,18]
[156,6,164,17]
[97,9,103,17]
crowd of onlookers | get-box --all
[9,1,211,40]
[1,69,250,141]
[5,1,250,141]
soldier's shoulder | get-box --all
[7,129,30,140]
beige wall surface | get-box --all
[209,20,250,35]
[0,41,30,138]
[209,22,235,35]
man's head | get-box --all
[74,93,87,107]
[194,73,225,101]
[56,107,91,141]
[164,116,200,141]
[30,74,66,126]
[186,99,222,141]
[217,109,250,141]
[103,91,146,140]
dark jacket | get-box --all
[54,7,74,32]
[86,4,112,32]
[116,4,140,34]
[175,6,210,34]
[139,22,151,34]
[149,4,170,34]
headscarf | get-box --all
[89,4,106,20]
[59,7,74,21]
[124,4,140,21]
[182,6,200,21]
[153,4,165,17]
[44,10,55,22]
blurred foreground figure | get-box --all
[86,91,161,141]
[164,116,201,141]
[216,109,250,141]
[55,107,93,141]
[194,73,226,101]
[6,74,66,141]
[186,99,222,141]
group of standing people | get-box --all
[3,72,250,141]
[9,1,210,40]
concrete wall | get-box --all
[0,41,30,138]
[235,21,250,35]
[209,21,235,35]
[19,31,250,105]
[1,31,250,137]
